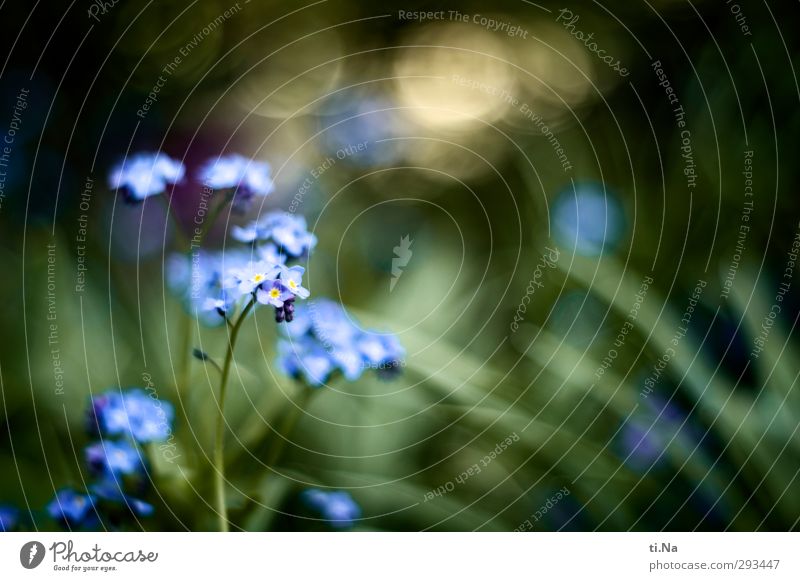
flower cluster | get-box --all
[168,240,311,325]
[45,388,175,530]
[278,298,405,386]
[232,211,317,258]
[301,489,361,529]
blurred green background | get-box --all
[0,0,799,530]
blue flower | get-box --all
[88,389,174,444]
[0,504,18,532]
[358,332,405,367]
[47,489,98,529]
[85,440,144,479]
[256,279,292,308]
[231,211,317,258]
[198,154,274,211]
[167,250,253,326]
[278,337,337,386]
[108,152,185,202]
[551,182,624,256]
[301,489,361,529]
[256,242,288,266]
[271,215,317,257]
[278,265,310,299]
[90,480,154,518]
[227,259,282,297]
[277,299,404,386]
[306,299,359,346]
[358,333,406,379]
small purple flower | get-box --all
[85,440,144,479]
[109,152,185,202]
[0,504,18,532]
[301,489,361,529]
[256,279,292,308]
[88,389,174,444]
[47,489,98,529]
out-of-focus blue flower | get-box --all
[231,211,317,258]
[0,504,18,531]
[85,440,144,479]
[358,333,406,379]
[257,242,288,266]
[278,338,336,386]
[551,183,624,256]
[109,152,185,202]
[198,154,274,211]
[301,489,361,529]
[88,389,174,444]
[47,489,98,529]
[277,299,404,387]
[90,480,154,518]
[617,395,687,471]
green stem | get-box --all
[213,296,256,532]
[177,313,192,395]
[196,190,234,246]
[265,388,315,468]
[157,192,189,249]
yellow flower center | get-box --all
[253,274,265,283]
[269,288,280,298]
[288,280,298,290]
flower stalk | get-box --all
[213,296,255,532]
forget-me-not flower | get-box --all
[0,505,18,532]
[90,480,154,518]
[277,299,404,386]
[89,389,174,444]
[198,154,274,212]
[231,211,317,258]
[85,440,144,479]
[301,489,361,529]
[109,152,185,202]
[552,182,624,256]
[47,489,98,529]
